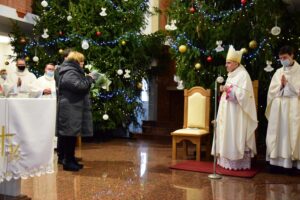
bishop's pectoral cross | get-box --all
[1,126,19,160]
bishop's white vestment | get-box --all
[265,61,300,169]
[212,65,258,170]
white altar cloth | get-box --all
[0,98,56,182]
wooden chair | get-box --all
[171,87,211,161]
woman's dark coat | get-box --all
[56,60,94,137]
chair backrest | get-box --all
[183,87,211,131]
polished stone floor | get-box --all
[20,139,300,200]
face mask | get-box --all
[46,71,54,77]
[17,66,26,72]
[1,74,7,80]
[280,59,291,67]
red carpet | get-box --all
[170,160,261,178]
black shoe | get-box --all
[75,157,82,162]
[73,159,84,169]
[63,161,80,171]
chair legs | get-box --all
[172,137,177,160]
[195,140,200,161]
[172,136,204,161]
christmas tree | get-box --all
[165,0,300,150]
[10,0,164,132]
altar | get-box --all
[0,98,56,197]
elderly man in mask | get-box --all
[3,58,36,97]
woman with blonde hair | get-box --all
[56,51,96,171]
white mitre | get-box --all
[226,45,243,63]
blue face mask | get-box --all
[280,59,291,67]
[46,71,54,77]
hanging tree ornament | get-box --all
[137,82,143,89]
[58,49,64,54]
[264,60,274,72]
[249,40,257,49]
[165,24,171,31]
[33,56,39,62]
[96,31,102,36]
[124,69,131,79]
[41,0,48,8]
[117,69,123,75]
[81,39,89,50]
[102,114,109,120]
[189,6,196,14]
[169,20,178,31]
[215,41,224,52]
[25,56,30,62]
[41,29,49,39]
[241,0,247,6]
[20,37,26,44]
[271,17,281,36]
[99,8,107,16]
[121,40,126,46]
[207,56,213,62]
[67,15,72,21]
[178,45,187,53]
[195,63,201,69]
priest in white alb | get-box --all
[265,45,300,170]
[32,63,56,98]
[3,58,37,97]
[212,45,258,170]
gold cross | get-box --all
[1,126,15,157]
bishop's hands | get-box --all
[220,85,230,93]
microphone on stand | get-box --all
[208,76,224,180]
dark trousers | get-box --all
[59,136,77,162]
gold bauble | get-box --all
[121,40,126,46]
[58,49,64,54]
[194,63,201,69]
[178,45,187,53]
[25,56,30,62]
[241,48,248,54]
[4,61,9,65]
[137,82,143,89]
[249,40,257,49]
[20,37,26,44]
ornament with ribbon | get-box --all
[169,20,178,31]
[41,0,48,8]
[215,41,224,52]
[264,60,274,72]
[100,8,107,16]
[124,69,131,79]
[271,17,281,36]
[81,39,89,50]
[41,29,49,39]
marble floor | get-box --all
[18,139,300,200]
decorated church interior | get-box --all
[0,0,300,199]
